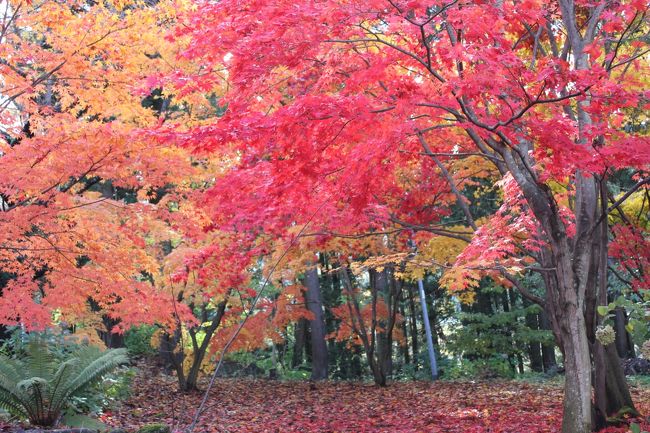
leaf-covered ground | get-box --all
[98,365,650,433]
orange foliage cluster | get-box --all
[0,0,211,331]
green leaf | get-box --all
[597,306,609,316]
[630,422,641,433]
[626,323,634,333]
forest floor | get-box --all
[101,364,650,433]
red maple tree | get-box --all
[153,0,650,432]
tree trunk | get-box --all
[352,345,363,377]
[159,327,188,390]
[525,307,544,372]
[304,266,328,380]
[499,140,635,432]
[539,310,557,372]
[408,286,419,370]
[558,309,593,433]
[99,315,125,348]
[339,267,386,386]
[399,296,410,365]
[613,307,635,359]
[371,360,387,386]
[590,179,637,427]
[269,342,279,379]
[592,341,637,427]
[374,269,393,379]
[184,301,227,391]
[292,318,308,368]
[602,344,635,414]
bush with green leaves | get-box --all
[446,305,553,362]
[124,325,157,357]
[0,340,128,426]
[442,357,516,380]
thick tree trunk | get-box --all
[591,179,637,426]
[602,344,635,413]
[500,142,636,432]
[592,342,637,427]
[304,266,328,380]
[559,309,593,433]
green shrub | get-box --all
[442,357,515,380]
[0,340,128,426]
[124,325,157,357]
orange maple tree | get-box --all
[0,0,205,332]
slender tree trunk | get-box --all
[374,269,393,379]
[352,345,363,377]
[292,318,308,368]
[525,305,544,372]
[539,310,557,372]
[399,296,410,365]
[339,267,384,386]
[304,266,328,380]
[269,342,279,379]
[159,327,187,390]
[408,286,419,370]
[517,353,524,375]
[183,301,227,391]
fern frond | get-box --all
[0,342,128,426]
[17,377,49,423]
[48,358,79,416]
[0,373,32,419]
[24,341,54,382]
[0,356,25,383]
[63,348,128,397]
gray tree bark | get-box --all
[292,318,308,368]
[304,266,328,380]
